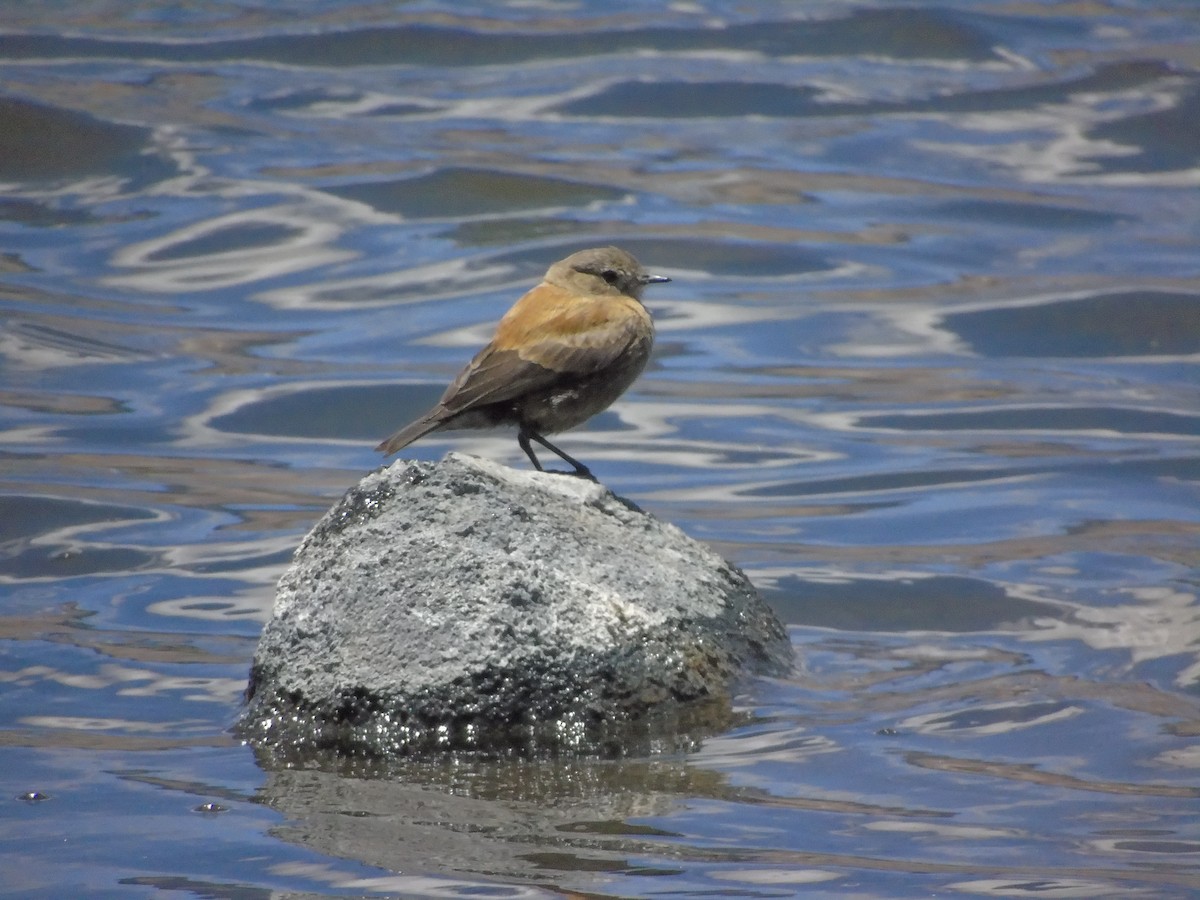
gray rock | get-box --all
[239,452,792,756]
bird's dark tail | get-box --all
[376,412,444,455]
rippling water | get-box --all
[3,2,1199,897]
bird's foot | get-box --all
[547,466,597,482]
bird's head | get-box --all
[549,246,670,301]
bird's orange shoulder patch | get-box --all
[493,284,646,347]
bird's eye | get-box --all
[600,269,620,285]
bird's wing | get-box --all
[437,346,562,413]
[438,287,649,415]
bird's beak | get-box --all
[641,273,671,285]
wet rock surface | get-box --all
[239,453,792,756]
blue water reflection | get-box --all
[2,1,1199,896]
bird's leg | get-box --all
[517,429,545,472]
[518,426,595,480]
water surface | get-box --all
[2,2,1199,897]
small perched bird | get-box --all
[377,246,670,479]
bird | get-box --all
[376,246,670,479]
